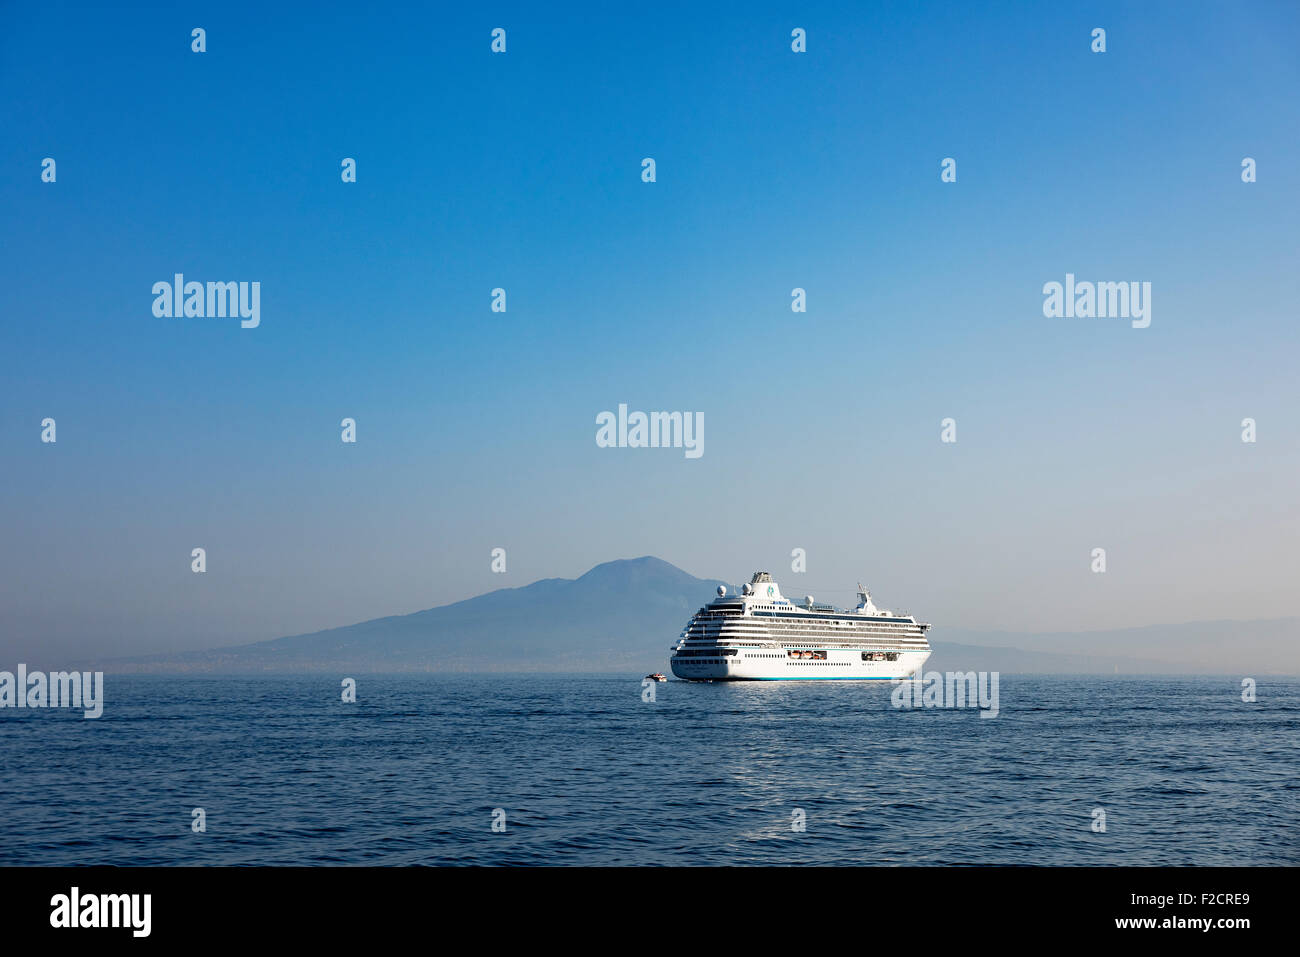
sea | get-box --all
[0,674,1295,866]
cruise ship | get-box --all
[669,572,931,681]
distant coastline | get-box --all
[69,558,1299,677]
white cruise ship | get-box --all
[669,572,931,681]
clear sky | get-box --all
[2,1,1298,660]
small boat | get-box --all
[645,672,667,682]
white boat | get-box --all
[669,572,931,681]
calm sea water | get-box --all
[0,674,1295,865]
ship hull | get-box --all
[670,649,931,682]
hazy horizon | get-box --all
[178,555,1300,645]
[4,2,1298,662]
[89,556,1300,676]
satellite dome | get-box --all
[805,595,814,606]
[717,585,726,597]
[742,583,752,595]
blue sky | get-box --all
[2,1,1298,659]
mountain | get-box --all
[105,557,1299,674]
[108,556,726,673]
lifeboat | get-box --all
[645,673,667,682]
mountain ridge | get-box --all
[99,557,1299,674]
